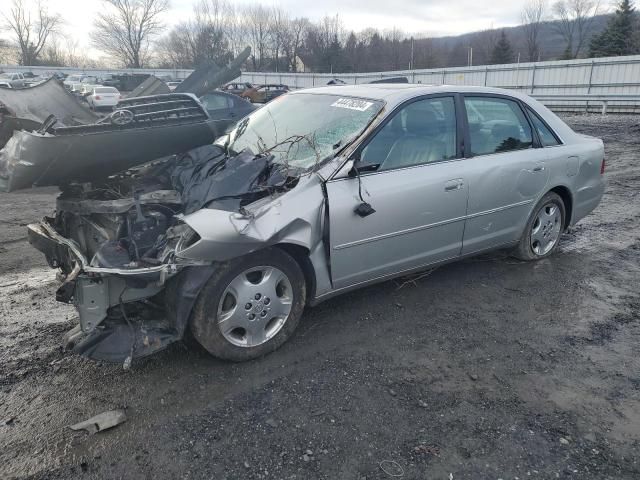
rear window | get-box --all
[95,87,118,93]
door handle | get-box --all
[444,179,464,191]
[532,165,545,172]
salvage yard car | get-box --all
[86,86,122,110]
[199,90,256,123]
[0,72,26,88]
[2,85,605,365]
[249,84,290,103]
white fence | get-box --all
[238,55,640,113]
[3,54,640,112]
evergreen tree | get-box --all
[490,31,514,64]
[590,0,639,57]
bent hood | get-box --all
[0,77,98,126]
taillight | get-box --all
[600,157,606,174]
[95,95,101,100]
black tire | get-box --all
[190,247,306,361]
[513,191,566,261]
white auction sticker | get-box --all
[330,98,374,111]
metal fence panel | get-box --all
[3,54,640,112]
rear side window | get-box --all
[526,107,561,147]
[464,97,533,156]
[200,93,232,111]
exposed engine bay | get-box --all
[27,145,304,365]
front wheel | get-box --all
[513,192,565,261]
[190,248,306,361]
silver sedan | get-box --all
[26,85,605,363]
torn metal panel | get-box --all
[175,47,251,97]
[0,77,97,126]
[64,266,215,363]
[168,145,296,214]
[177,172,325,263]
[126,75,171,98]
[69,410,127,434]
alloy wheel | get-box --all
[216,266,293,348]
[530,202,562,256]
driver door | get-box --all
[326,95,469,289]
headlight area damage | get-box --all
[22,144,308,365]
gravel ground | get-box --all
[1,115,639,480]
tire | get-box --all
[190,247,306,361]
[513,191,566,261]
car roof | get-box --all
[288,83,576,141]
[291,84,535,104]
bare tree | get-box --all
[269,7,288,71]
[91,0,169,68]
[241,5,272,71]
[281,17,309,72]
[552,0,600,58]
[2,0,62,65]
[521,0,547,61]
[158,0,233,68]
[384,27,406,70]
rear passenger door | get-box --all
[460,95,549,255]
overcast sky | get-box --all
[1,0,526,59]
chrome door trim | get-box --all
[333,215,467,250]
[333,199,534,251]
[465,199,534,219]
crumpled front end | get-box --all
[27,197,214,365]
[27,144,313,365]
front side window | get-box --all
[360,96,457,170]
[227,93,383,169]
[526,107,561,147]
[464,97,533,156]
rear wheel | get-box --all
[190,248,306,361]
[513,192,565,261]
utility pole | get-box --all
[410,37,415,70]
[468,47,473,67]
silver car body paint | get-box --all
[28,85,604,331]
[175,84,604,303]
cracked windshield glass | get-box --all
[227,94,384,169]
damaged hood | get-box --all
[169,144,297,214]
[0,77,98,126]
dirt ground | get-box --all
[1,114,639,480]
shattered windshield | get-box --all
[227,93,384,169]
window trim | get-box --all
[523,104,564,148]
[460,93,538,158]
[352,93,462,175]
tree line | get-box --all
[1,0,640,72]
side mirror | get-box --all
[214,133,230,148]
[348,159,381,177]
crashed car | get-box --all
[9,85,605,365]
